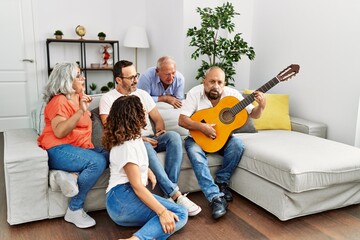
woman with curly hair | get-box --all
[103,95,188,240]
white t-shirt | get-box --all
[180,84,254,130]
[99,88,156,136]
[106,138,149,193]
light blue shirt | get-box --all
[138,67,185,102]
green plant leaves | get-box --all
[187,2,255,86]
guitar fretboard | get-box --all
[231,77,280,115]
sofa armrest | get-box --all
[4,128,49,225]
[290,116,327,138]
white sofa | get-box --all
[4,94,360,225]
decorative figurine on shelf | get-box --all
[100,45,113,68]
[75,25,86,39]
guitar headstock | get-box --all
[277,64,300,82]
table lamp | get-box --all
[123,26,149,68]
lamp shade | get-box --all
[123,26,149,48]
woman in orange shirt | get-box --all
[38,62,108,228]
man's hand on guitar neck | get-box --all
[250,91,266,119]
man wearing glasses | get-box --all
[138,56,184,109]
[99,60,201,217]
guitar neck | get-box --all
[232,77,280,115]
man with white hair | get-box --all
[138,56,185,108]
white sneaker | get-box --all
[54,170,79,197]
[64,208,96,228]
[176,193,202,217]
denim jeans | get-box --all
[106,183,188,240]
[144,131,183,198]
[47,144,108,210]
[184,135,244,202]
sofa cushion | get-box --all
[244,89,291,130]
[237,130,360,193]
[90,107,103,148]
[232,118,257,133]
[33,101,46,135]
[156,102,189,136]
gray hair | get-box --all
[156,56,176,70]
[42,62,78,103]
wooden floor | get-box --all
[2,132,360,240]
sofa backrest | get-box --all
[155,102,189,136]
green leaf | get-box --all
[186,2,255,86]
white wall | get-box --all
[28,0,360,145]
[146,0,185,72]
[33,0,148,92]
[251,0,360,145]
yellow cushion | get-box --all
[243,89,291,130]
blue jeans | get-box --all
[47,144,108,210]
[144,131,182,198]
[184,135,244,202]
[106,183,188,240]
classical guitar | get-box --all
[190,64,300,153]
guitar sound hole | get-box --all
[219,108,234,124]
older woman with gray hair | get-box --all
[38,62,108,228]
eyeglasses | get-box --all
[120,73,140,82]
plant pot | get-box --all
[90,90,97,95]
[99,37,105,41]
[55,35,62,40]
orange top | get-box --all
[38,95,94,150]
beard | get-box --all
[205,88,221,100]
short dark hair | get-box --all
[113,60,133,80]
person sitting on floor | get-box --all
[103,95,188,240]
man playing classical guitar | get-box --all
[178,66,266,219]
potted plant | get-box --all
[100,85,110,93]
[186,2,255,86]
[107,81,114,89]
[54,30,63,40]
[89,82,97,95]
[97,32,106,40]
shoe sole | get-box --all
[64,216,96,228]
[55,172,79,198]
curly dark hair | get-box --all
[102,95,146,150]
